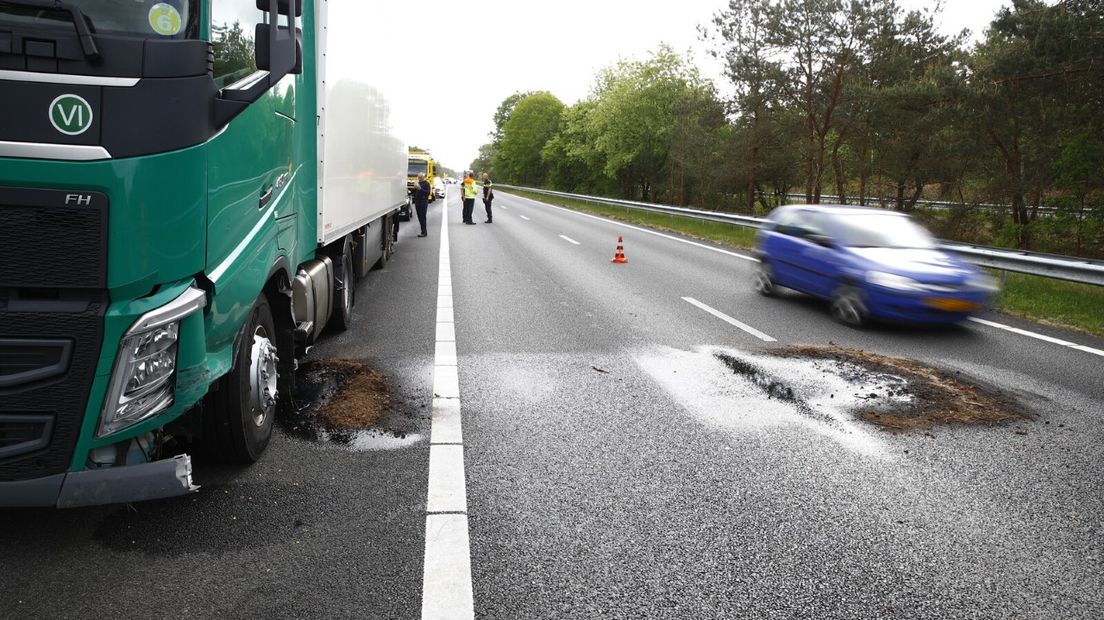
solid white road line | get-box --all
[505,193,758,262]
[559,235,581,245]
[682,297,777,342]
[422,196,475,620]
[519,215,530,221]
[969,317,1104,357]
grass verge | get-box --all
[508,189,1104,338]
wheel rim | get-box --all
[248,326,279,428]
[754,265,774,295]
[341,255,352,316]
[832,289,866,326]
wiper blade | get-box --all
[0,0,100,59]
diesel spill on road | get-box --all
[281,358,423,450]
[637,345,1026,456]
[769,346,1026,430]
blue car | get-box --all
[753,205,999,326]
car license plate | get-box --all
[924,298,981,312]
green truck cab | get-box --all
[0,0,407,507]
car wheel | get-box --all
[754,262,776,297]
[830,284,869,328]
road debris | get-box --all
[281,358,421,450]
[776,346,1027,430]
[636,344,1028,456]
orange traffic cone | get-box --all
[611,236,628,264]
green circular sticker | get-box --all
[148,3,182,36]
[49,94,93,136]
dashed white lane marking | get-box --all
[969,317,1104,357]
[682,297,777,342]
[422,196,475,620]
[559,235,581,245]
[519,214,530,221]
[423,515,474,620]
[504,193,758,262]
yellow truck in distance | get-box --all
[404,149,435,219]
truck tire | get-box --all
[330,236,355,332]
[373,214,394,270]
[352,228,371,281]
[201,294,278,463]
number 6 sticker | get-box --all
[148,3,182,36]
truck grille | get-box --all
[0,187,107,289]
[0,298,106,481]
[0,186,108,481]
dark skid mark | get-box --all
[714,352,836,426]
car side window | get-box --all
[801,211,826,237]
[773,210,801,237]
[212,0,265,88]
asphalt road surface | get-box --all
[2,187,1102,619]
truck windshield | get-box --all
[408,161,428,176]
[1,0,200,40]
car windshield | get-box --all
[832,213,937,249]
[1,0,200,40]
[408,161,428,176]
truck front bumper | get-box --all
[0,454,198,509]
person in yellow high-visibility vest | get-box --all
[461,171,478,224]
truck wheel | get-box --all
[373,215,394,270]
[330,237,355,332]
[202,294,278,463]
[352,228,370,281]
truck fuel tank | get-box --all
[292,257,334,344]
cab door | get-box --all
[206,0,295,270]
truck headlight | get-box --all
[99,286,206,437]
[866,271,925,292]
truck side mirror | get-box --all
[256,0,302,16]
[254,2,296,80]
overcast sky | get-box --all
[347,1,1011,173]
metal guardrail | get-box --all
[781,193,1057,215]
[499,185,1104,287]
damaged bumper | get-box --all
[0,454,199,509]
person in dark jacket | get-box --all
[481,172,494,223]
[412,173,431,237]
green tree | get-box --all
[493,92,565,184]
[969,0,1104,247]
[490,91,535,144]
[590,44,721,201]
[540,100,611,193]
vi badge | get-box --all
[49,94,94,136]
